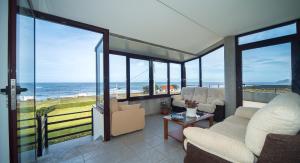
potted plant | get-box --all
[185,100,198,117]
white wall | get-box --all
[0,0,10,162]
[129,97,170,115]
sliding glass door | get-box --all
[242,43,292,107]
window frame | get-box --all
[235,19,300,107]
[152,60,168,96]
[109,50,182,101]
[109,54,127,100]
[169,62,182,95]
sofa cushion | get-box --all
[210,116,249,142]
[181,87,195,101]
[172,100,185,107]
[184,127,255,163]
[235,106,260,119]
[207,88,225,105]
[172,94,182,101]
[245,93,300,156]
[192,87,208,103]
[198,103,216,113]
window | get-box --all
[170,63,181,94]
[238,23,296,45]
[242,43,291,106]
[110,54,126,99]
[202,47,224,88]
[153,61,168,95]
[130,58,149,97]
[185,59,199,87]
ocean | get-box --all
[19,81,287,101]
[20,82,183,101]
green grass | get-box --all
[18,96,97,152]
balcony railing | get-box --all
[18,108,93,157]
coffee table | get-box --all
[163,113,214,142]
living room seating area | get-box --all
[183,92,300,163]
[172,87,225,122]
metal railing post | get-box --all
[37,114,43,157]
[91,108,94,136]
[45,113,48,148]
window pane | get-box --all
[110,54,126,99]
[202,47,224,88]
[170,63,181,94]
[239,23,296,45]
[185,59,199,87]
[153,61,167,95]
[242,43,291,107]
[130,58,149,97]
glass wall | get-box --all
[185,59,199,87]
[170,63,181,94]
[130,58,149,97]
[109,54,126,99]
[242,43,291,106]
[202,47,224,88]
[16,12,36,162]
[153,61,168,95]
[238,23,296,45]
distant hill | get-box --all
[275,79,290,84]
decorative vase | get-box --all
[186,108,197,117]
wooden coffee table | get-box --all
[163,113,214,142]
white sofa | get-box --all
[183,92,300,163]
[171,87,225,121]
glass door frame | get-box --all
[235,20,300,107]
[8,1,111,162]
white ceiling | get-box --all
[31,0,300,61]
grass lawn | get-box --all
[18,96,97,152]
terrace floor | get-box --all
[37,114,210,163]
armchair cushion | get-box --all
[183,127,255,163]
[119,104,141,111]
[110,98,120,113]
[245,93,300,156]
[235,106,260,119]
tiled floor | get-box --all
[38,114,210,163]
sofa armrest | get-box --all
[257,133,300,163]
[183,127,255,163]
[212,99,224,106]
[172,95,183,101]
[234,106,260,119]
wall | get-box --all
[0,0,10,162]
[129,97,170,115]
[224,36,237,117]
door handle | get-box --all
[0,86,28,95]
[0,86,9,95]
[16,86,28,94]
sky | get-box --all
[18,15,295,84]
[36,18,101,83]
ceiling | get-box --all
[31,0,300,62]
